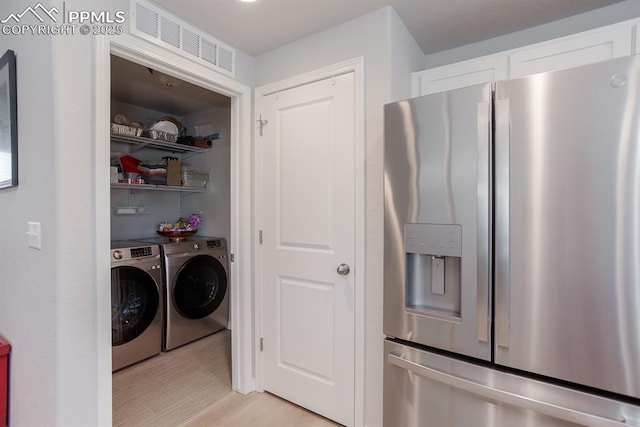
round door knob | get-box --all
[337,263,350,276]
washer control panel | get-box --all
[130,246,153,258]
[111,245,159,262]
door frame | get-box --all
[93,33,254,425]
[253,57,366,426]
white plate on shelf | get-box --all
[150,120,179,135]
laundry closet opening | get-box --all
[108,54,234,425]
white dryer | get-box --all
[110,241,163,371]
[139,237,229,351]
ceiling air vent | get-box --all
[160,16,180,48]
[182,28,200,57]
[218,46,234,73]
[130,0,236,78]
[201,39,218,66]
[135,2,158,38]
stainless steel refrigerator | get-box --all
[383,55,640,426]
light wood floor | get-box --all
[113,329,340,427]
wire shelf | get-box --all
[110,133,209,154]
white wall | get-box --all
[0,0,59,424]
[180,105,232,243]
[0,0,249,424]
[51,15,102,427]
[255,7,423,426]
[389,9,424,102]
[424,0,640,68]
[0,2,110,423]
[233,48,255,88]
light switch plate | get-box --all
[27,221,41,250]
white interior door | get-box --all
[258,72,355,426]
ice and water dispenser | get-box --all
[405,223,462,319]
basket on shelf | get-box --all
[110,123,142,137]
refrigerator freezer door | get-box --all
[495,55,640,399]
[384,339,640,427]
[384,83,491,360]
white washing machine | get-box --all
[110,241,163,371]
[138,236,229,351]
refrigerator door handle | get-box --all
[387,353,628,427]
[476,101,491,343]
[494,98,510,348]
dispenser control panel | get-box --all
[404,223,462,257]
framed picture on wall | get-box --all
[0,49,17,190]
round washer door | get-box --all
[173,254,228,319]
[111,266,160,346]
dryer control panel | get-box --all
[207,239,223,249]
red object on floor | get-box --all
[0,335,9,427]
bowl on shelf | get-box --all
[156,229,197,242]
